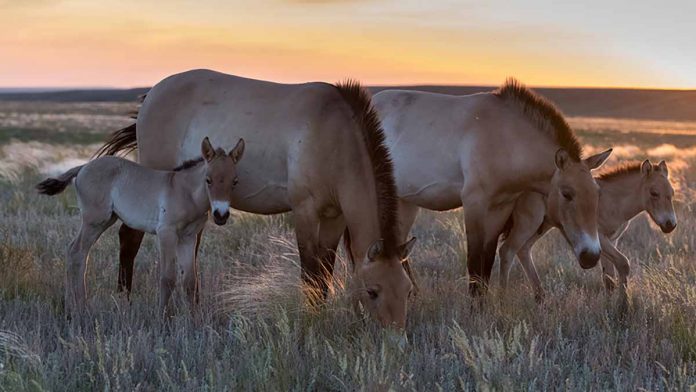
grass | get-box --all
[0,102,695,390]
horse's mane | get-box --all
[596,161,643,181]
[334,79,400,257]
[171,148,225,171]
[494,78,583,161]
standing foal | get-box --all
[500,160,677,299]
[37,137,245,316]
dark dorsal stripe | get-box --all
[596,162,643,181]
[334,79,400,256]
[172,157,204,172]
[494,78,583,161]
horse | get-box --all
[95,70,416,329]
[499,159,677,299]
[373,78,612,295]
[37,137,245,316]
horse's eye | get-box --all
[562,190,574,201]
[233,177,239,186]
[367,289,378,300]
[206,177,212,185]
[650,190,659,198]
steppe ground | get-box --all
[0,100,694,391]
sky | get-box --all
[1,0,695,89]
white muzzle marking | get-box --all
[575,232,601,255]
[212,200,230,216]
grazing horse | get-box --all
[499,160,677,299]
[37,137,245,315]
[96,70,415,329]
[373,79,612,295]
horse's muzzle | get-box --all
[660,220,677,233]
[213,210,229,225]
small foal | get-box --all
[37,137,245,315]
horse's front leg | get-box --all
[599,234,630,293]
[462,193,515,296]
[178,231,200,312]
[156,226,178,317]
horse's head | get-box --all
[355,237,416,330]
[640,160,677,233]
[546,148,612,269]
[201,137,245,225]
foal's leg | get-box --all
[66,215,117,315]
[498,194,545,292]
[397,200,420,296]
[117,224,145,295]
[600,255,617,291]
[178,234,199,311]
[599,235,630,293]
[156,227,179,316]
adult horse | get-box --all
[373,79,612,294]
[96,69,416,329]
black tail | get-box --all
[93,123,138,158]
[36,165,84,195]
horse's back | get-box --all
[135,70,360,214]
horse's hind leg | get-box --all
[117,224,145,295]
[66,214,117,315]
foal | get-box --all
[37,137,245,315]
[499,160,676,299]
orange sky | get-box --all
[1,0,695,89]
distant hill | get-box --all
[1,85,695,122]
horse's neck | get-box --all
[171,165,208,211]
[599,173,644,224]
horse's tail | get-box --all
[36,165,84,196]
[93,93,145,158]
[93,123,138,158]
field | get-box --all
[0,100,695,391]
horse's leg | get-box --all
[66,215,117,315]
[397,200,420,296]
[463,195,514,296]
[599,235,630,293]
[601,255,617,292]
[117,224,145,295]
[316,215,346,299]
[156,227,178,317]
[178,234,199,312]
[498,194,545,292]
[191,228,204,305]
[516,229,548,302]
[292,202,323,306]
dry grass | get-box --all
[0,103,695,391]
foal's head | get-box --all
[356,237,417,330]
[201,137,245,225]
[640,160,677,233]
[546,148,612,269]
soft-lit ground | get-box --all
[0,101,694,391]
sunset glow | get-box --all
[2,0,695,88]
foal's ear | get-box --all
[555,149,570,170]
[657,160,669,176]
[584,148,612,170]
[367,239,384,261]
[641,159,653,175]
[201,137,216,162]
[399,237,417,261]
[229,138,245,164]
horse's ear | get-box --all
[399,237,417,261]
[230,138,245,164]
[658,160,669,175]
[641,159,653,175]
[584,148,612,170]
[367,239,384,261]
[555,149,570,170]
[201,137,216,162]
